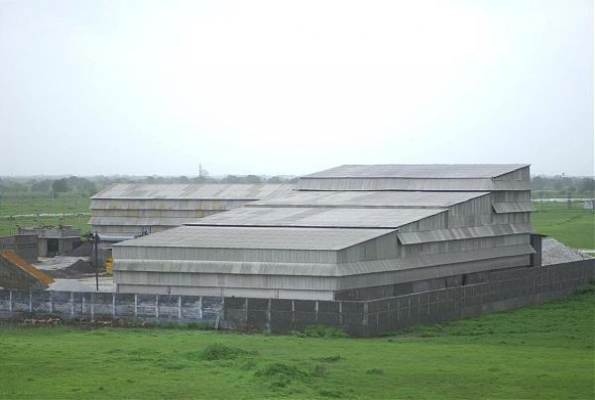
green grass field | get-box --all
[0,290,593,399]
[0,193,91,236]
[532,201,594,249]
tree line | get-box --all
[0,174,299,197]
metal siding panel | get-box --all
[493,203,536,213]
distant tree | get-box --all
[223,175,242,183]
[532,176,545,190]
[52,179,68,193]
[244,175,262,184]
[31,180,52,192]
[267,176,283,184]
[553,181,563,191]
[580,178,595,194]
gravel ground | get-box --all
[541,238,589,265]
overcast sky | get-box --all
[0,0,593,177]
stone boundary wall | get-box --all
[0,260,592,336]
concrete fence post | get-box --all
[291,300,295,326]
[70,292,74,317]
[363,302,369,327]
[339,302,343,325]
[28,290,32,312]
[81,293,85,316]
[90,293,95,320]
[267,299,271,329]
[177,296,182,319]
[198,296,203,319]
[49,291,53,314]
[155,295,159,319]
[315,300,319,323]
[112,293,116,317]
[245,298,248,323]
[220,297,224,323]
[134,294,138,317]
[8,290,13,312]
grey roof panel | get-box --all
[90,217,200,226]
[92,183,295,200]
[304,164,529,179]
[296,178,532,191]
[114,225,396,251]
[397,223,534,245]
[185,207,446,229]
[248,191,489,209]
[492,203,536,214]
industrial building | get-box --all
[112,164,536,301]
[89,183,294,240]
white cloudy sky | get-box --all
[0,0,593,177]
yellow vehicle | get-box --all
[105,256,113,275]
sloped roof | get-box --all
[397,223,534,245]
[303,164,529,179]
[114,225,395,251]
[92,183,294,200]
[185,207,445,229]
[248,190,488,209]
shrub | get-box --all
[200,343,250,361]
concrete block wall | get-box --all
[0,235,38,263]
[362,259,594,336]
[223,259,593,336]
[0,260,592,336]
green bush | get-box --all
[200,343,250,361]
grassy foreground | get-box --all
[532,201,594,249]
[0,290,593,399]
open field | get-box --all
[0,289,593,399]
[532,201,594,249]
[0,193,91,236]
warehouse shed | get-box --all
[89,183,294,240]
[112,164,536,301]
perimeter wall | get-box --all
[0,260,592,336]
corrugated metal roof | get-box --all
[184,207,445,229]
[247,190,489,209]
[397,223,534,245]
[114,244,535,277]
[92,183,295,200]
[90,217,200,226]
[114,225,395,251]
[296,178,532,191]
[492,202,536,214]
[303,164,529,179]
